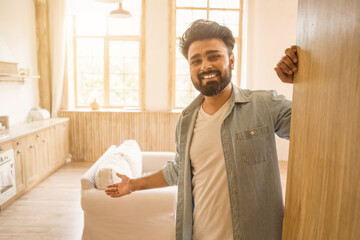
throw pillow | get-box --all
[95,153,133,190]
[116,140,142,178]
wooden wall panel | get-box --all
[58,111,181,162]
[282,0,360,239]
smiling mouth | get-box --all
[200,71,220,80]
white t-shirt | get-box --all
[190,100,233,240]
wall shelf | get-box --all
[0,73,40,82]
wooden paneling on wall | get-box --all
[58,110,181,162]
[282,0,360,239]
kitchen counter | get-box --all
[0,118,69,143]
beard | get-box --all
[191,65,232,97]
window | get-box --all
[170,0,243,108]
[66,0,144,108]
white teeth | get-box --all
[203,74,217,79]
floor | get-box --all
[0,162,91,240]
[0,161,288,239]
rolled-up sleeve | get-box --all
[269,91,292,140]
[161,115,182,186]
[162,154,179,186]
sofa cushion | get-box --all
[95,153,133,190]
[116,140,142,178]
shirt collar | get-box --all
[182,83,249,116]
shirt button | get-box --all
[250,130,255,136]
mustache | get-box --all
[198,70,221,80]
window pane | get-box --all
[108,0,142,36]
[176,39,185,59]
[209,10,240,37]
[125,74,139,89]
[109,41,139,106]
[176,9,207,37]
[175,75,192,91]
[125,90,138,106]
[176,89,199,108]
[176,58,189,76]
[176,90,193,108]
[209,0,240,9]
[76,15,107,36]
[176,0,207,8]
[76,38,104,106]
[110,89,125,106]
[77,38,104,57]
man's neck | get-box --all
[201,83,233,115]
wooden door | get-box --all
[282,0,360,239]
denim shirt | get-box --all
[162,85,291,240]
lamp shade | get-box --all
[109,2,131,18]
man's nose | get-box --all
[200,60,212,72]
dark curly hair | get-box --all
[179,19,235,60]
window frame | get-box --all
[169,0,244,109]
[71,0,146,109]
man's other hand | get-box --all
[274,45,298,83]
[105,173,131,198]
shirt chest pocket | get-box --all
[236,125,271,165]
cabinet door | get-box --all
[49,126,57,169]
[24,134,39,188]
[54,122,69,167]
[12,138,26,194]
[37,129,50,177]
[59,122,69,163]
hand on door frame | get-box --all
[274,45,298,84]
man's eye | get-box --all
[191,60,201,65]
[209,55,220,60]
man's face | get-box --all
[187,38,234,97]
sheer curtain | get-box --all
[48,0,67,117]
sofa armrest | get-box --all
[142,151,175,173]
[81,145,117,190]
[81,186,177,216]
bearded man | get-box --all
[106,19,298,240]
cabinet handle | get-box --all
[36,134,40,138]
[54,126,57,129]
[30,145,34,148]
[43,139,46,142]
[17,141,21,145]
[0,147,3,151]
[17,150,21,154]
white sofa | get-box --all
[81,145,177,240]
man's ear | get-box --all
[230,53,235,70]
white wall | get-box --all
[245,0,298,160]
[144,0,170,111]
[0,0,39,125]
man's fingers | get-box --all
[281,56,297,73]
[105,188,117,192]
[285,48,298,64]
[291,45,297,53]
[274,67,293,84]
[116,173,124,178]
[277,60,293,75]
